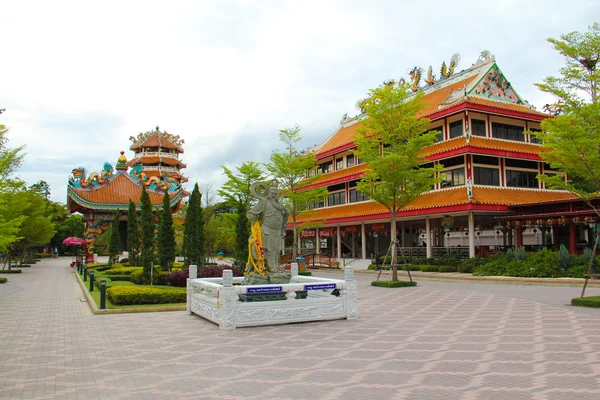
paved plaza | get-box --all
[1,258,599,400]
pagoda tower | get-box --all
[128,126,188,184]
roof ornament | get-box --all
[408,66,423,92]
[340,113,351,125]
[473,50,495,67]
[116,151,128,172]
[424,66,436,86]
[440,53,460,79]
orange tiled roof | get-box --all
[131,134,182,151]
[419,76,478,117]
[424,136,542,157]
[129,156,184,166]
[315,122,361,157]
[69,173,172,206]
[442,96,549,117]
[315,75,480,157]
[309,164,368,186]
[293,187,577,224]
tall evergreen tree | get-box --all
[127,200,140,266]
[140,185,155,280]
[197,191,205,264]
[108,210,121,266]
[158,190,176,271]
[183,183,200,266]
[234,202,249,266]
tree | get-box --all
[158,190,176,271]
[219,162,265,265]
[127,200,140,266]
[353,81,442,281]
[0,121,26,192]
[29,180,51,200]
[265,125,328,261]
[108,210,121,266]
[234,203,249,266]
[2,191,54,268]
[531,23,600,297]
[139,185,155,281]
[183,183,200,266]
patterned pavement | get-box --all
[0,258,599,400]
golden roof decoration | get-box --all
[129,126,185,149]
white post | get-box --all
[426,217,432,258]
[361,223,366,260]
[219,269,236,329]
[291,262,299,277]
[344,266,357,320]
[468,212,475,258]
[186,264,198,314]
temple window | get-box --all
[449,120,463,139]
[346,154,355,167]
[426,126,444,142]
[474,167,500,186]
[308,200,325,209]
[441,167,466,188]
[327,191,346,206]
[492,122,525,142]
[357,157,364,165]
[471,119,486,136]
[472,155,499,166]
[529,128,543,144]
[318,161,333,174]
[506,170,538,188]
[336,158,344,170]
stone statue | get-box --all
[244,180,290,284]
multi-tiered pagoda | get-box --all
[128,126,188,185]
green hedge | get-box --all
[107,286,187,305]
[438,266,458,273]
[371,280,417,288]
[103,267,142,276]
[0,277,7,283]
[36,253,53,258]
[0,269,22,274]
[571,296,600,308]
[419,265,439,272]
[298,271,312,276]
[104,275,132,282]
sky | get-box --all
[1,0,599,204]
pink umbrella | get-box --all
[62,237,87,246]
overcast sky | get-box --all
[1,0,598,204]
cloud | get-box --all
[1,0,599,204]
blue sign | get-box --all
[304,283,336,291]
[247,286,283,294]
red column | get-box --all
[569,223,576,254]
[516,225,523,249]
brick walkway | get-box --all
[1,258,599,399]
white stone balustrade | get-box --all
[188,266,358,329]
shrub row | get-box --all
[167,265,244,287]
[103,267,142,276]
[0,269,22,274]
[367,264,458,273]
[0,277,7,283]
[571,296,600,308]
[371,280,417,288]
[36,253,53,258]
[107,286,187,305]
[104,275,132,282]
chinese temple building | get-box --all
[291,52,585,260]
[67,133,187,262]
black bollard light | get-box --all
[89,270,95,292]
[83,266,88,282]
[100,280,106,309]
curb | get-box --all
[73,271,186,315]
[312,268,600,288]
